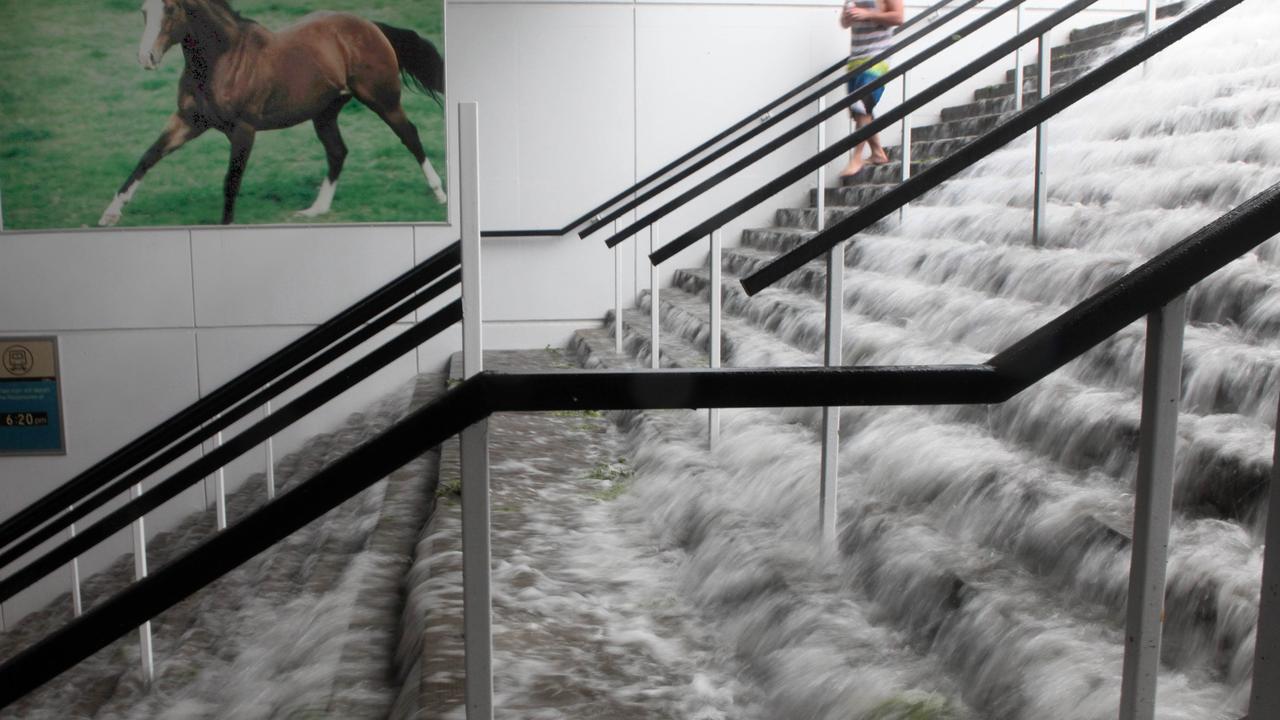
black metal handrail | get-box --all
[648,0,1100,265]
[739,0,1233,294]
[4,175,1279,706]
[0,268,462,577]
[0,296,464,605]
[0,244,462,576]
[479,0,959,239]
[578,0,986,243]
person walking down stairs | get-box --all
[839,0,904,177]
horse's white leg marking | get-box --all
[296,178,338,217]
[99,181,141,227]
[139,0,166,69]
[421,157,446,204]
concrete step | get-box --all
[604,303,710,370]
[974,66,1090,101]
[832,158,934,187]
[1049,27,1131,61]
[674,261,1271,524]
[740,226,818,255]
[911,113,1006,143]
[1002,46,1113,85]
[1067,1,1185,43]
[941,96,1019,123]
[827,179,897,201]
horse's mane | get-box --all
[180,0,256,26]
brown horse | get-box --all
[99,0,446,226]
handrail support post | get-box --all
[708,230,722,449]
[1248,384,1280,716]
[214,424,227,531]
[69,517,82,617]
[1031,32,1051,247]
[129,483,155,685]
[650,225,661,369]
[1014,5,1026,112]
[1118,294,1186,720]
[265,401,276,500]
[899,74,911,224]
[615,221,624,355]
[818,91,841,547]
[458,100,494,720]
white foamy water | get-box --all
[584,2,1279,717]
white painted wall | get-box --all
[0,0,1163,623]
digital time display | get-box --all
[3,411,49,428]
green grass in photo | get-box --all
[0,0,446,230]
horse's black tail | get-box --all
[375,22,444,106]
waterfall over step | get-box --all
[583,1,1280,717]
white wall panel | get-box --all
[0,231,193,331]
[191,226,416,327]
[448,3,635,232]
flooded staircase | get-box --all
[571,1,1276,717]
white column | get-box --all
[1118,295,1186,720]
[1031,34,1051,247]
[650,224,661,369]
[708,230,722,449]
[264,400,276,500]
[1248,390,1280,717]
[457,101,493,720]
[129,484,155,684]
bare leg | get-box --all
[840,112,875,178]
[221,123,257,225]
[297,98,351,218]
[99,114,205,226]
[867,126,890,166]
[376,104,447,205]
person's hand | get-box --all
[845,7,873,21]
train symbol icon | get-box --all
[3,346,34,376]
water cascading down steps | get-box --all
[568,2,1280,718]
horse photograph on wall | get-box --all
[0,0,446,230]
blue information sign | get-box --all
[0,338,65,455]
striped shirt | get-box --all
[844,0,895,60]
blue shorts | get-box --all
[847,69,886,115]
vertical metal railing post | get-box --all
[68,516,82,617]
[1031,32,1051,247]
[708,229,722,449]
[129,484,155,684]
[214,423,227,531]
[1118,294,1186,720]
[457,100,494,720]
[650,225,661,369]
[1248,391,1280,717]
[614,221,624,355]
[264,401,276,500]
[819,91,843,547]
[1143,0,1157,75]
[1013,5,1026,112]
[899,74,911,224]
